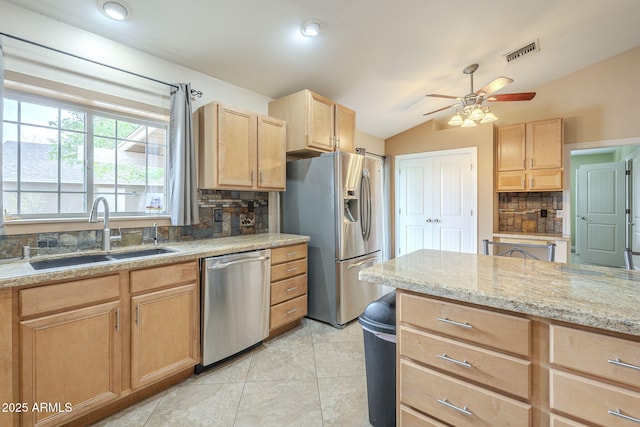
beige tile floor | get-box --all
[93,318,371,427]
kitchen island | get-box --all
[360,249,640,427]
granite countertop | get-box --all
[359,249,640,336]
[0,233,309,290]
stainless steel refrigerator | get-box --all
[283,151,384,328]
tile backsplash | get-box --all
[0,189,269,260]
[498,192,563,234]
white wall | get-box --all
[0,1,272,114]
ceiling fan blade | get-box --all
[423,103,456,116]
[477,77,513,96]
[486,92,536,102]
[426,94,459,100]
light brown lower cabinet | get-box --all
[397,289,640,427]
[130,282,199,389]
[20,300,122,427]
[16,261,200,427]
[269,243,308,335]
[19,275,123,427]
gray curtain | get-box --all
[0,40,5,235]
[168,83,199,226]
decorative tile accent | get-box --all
[0,189,270,260]
[498,192,563,233]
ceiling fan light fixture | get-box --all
[448,113,463,126]
[469,106,485,121]
[461,118,477,128]
[480,110,498,123]
[301,19,321,37]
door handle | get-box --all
[433,218,440,223]
[208,256,270,270]
[426,218,432,223]
[347,256,378,269]
[580,216,589,221]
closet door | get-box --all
[396,149,476,256]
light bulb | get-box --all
[301,20,321,37]
[480,111,498,123]
[461,118,477,128]
[103,1,128,20]
[469,106,485,121]
[448,113,463,126]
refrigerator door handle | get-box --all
[365,175,372,241]
[347,255,379,269]
[359,174,367,240]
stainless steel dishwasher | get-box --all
[197,249,271,372]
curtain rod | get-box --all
[0,32,203,98]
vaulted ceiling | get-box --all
[7,0,640,138]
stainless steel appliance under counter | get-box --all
[197,249,271,371]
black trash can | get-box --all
[359,290,396,427]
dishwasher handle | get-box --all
[207,255,270,270]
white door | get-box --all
[396,149,476,256]
[431,153,475,253]
[576,161,627,266]
[397,156,431,254]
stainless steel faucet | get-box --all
[89,197,121,251]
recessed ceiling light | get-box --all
[98,0,131,21]
[301,19,321,37]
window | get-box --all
[2,90,168,219]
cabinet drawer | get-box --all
[550,414,590,427]
[529,170,563,190]
[399,293,531,357]
[271,258,307,282]
[496,171,526,192]
[20,275,120,318]
[400,326,531,399]
[270,295,307,330]
[550,369,640,427]
[271,274,307,305]
[550,325,640,389]
[401,360,531,427]
[272,243,307,264]
[400,404,450,427]
[130,261,198,294]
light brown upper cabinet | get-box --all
[496,118,564,192]
[268,89,356,158]
[197,102,286,191]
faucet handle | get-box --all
[111,227,122,242]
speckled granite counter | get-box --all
[0,233,309,290]
[359,249,640,336]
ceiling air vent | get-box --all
[504,40,540,63]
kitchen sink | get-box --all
[29,247,177,270]
[30,254,112,270]
[108,247,176,259]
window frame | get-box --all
[2,88,170,220]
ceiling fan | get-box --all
[424,63,536,126]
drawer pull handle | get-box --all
[286,308,298,315]
[287,267,298,272]
[608,409,640,424]
[286,287,298,292]
[437,317,473,329]
[437,353,472,368]
[437,398,473,416]
[608,358,640,371]
[287,252,298,256]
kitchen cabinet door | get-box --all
[309,91,335,152]
[130,282,199,390]
[216,104,257,189]
[527,118,563,170]
[21,301,121,427]
[335,104,356,153]
[257,114,286,190]
[496,123,526,172]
